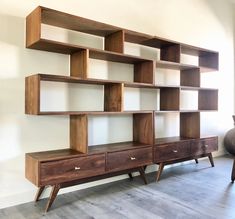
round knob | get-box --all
[74,167,81,170]
[173,150,178,153]
[130,157,136,160]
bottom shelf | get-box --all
[26,141,152,162]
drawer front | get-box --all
[106,147,152,172]
[40,154,105,186]
[191,137,218,156]
[154,142,190,163]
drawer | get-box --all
[191,137,218,156]
[106,147,152,172]
[154,142,190,163]
[40,154,105,186]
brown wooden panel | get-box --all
[133,113,154,145]
[25,154,39,186]
[160,44,181,63]
[199,53,219,71]
[70,115,88,153]
[26,6,41,47]
[104,83,123,111]
[198,89,218,110]
[106,147,152,172]
[105,30,124,53]
[40,154,105,186]
[191,137,218,156]
[160,88,180,110]
[180,112,200,138]
[25,75,40,114]
[153,141,190,163]
[70,49,89,78]
[134,61,154,84]
[180,68,200,87]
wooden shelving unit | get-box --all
[25,6,219,212]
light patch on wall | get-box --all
[155,69,180,86]
[155,113,180,138]
[125,42,160,60]
[89,59,133,82]
[0,119,20,161]
[0,42,19,79]
[88,115,132,146]
[180,90,198,110]
[41,24,103,50]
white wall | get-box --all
[0,0,234,209]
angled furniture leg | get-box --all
[156,163,164,182]
[35,186,45,202]
[139,167,148,185]
[208,153,215,167]
[231,159,235,183]
[128,173,133,180]
[195,159,199,164]
[45,184,61,212]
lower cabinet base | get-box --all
[35,166,147,212]
[156,153,215,181]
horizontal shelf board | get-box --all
[180,44,218,56]
[37,110,153,115]
[155,136,196,145]
[88,141,152,154]
[28,39,152,63]
[26,149,85,162]
[41,6,121,37]
[156,60,198,70]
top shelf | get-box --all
[26,6,219,72]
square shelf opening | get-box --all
[155,112,180,139]
[70,113,154,153]
[124,87,159,111]
[41,24,104,50]
[40,81,104,112]
[180,90,198,111]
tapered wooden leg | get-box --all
[45,184,60,212]
[156,163,164,181]
[231,159,235,183]
[34,186,45,202]
[143,165,147,171]
[128,173,133,180]
[139,167,148,185]
[208,153,215,167]
[195,159,199,164]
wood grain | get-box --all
[180,112,200,138]
[25,75,40,115]
[160,88,180,110]
[70,115,88,153]
[104,83,123,111]
[105,30,124,53]
[26,6,41,47]
[134,61,154,84]
[70,49,89,78]
[133,113,154,145]
[160,44,181,63]
[25,154,40,186]
[198,89,218,110]
[180,68,200,87]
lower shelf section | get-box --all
[25,136,218,212]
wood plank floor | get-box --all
[1,156,235,219]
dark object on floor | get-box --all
[224,115,235,182]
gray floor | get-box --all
[1,156,235,219]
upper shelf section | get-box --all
[26,6,219,72]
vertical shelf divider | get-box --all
[26,6,41,47]
[160,44,181,63]
[25,75,40,114]
[134,61,154,84]
[180,112,200,138]
[70,115,88,153]
[133,113,154,145]
[70,49,89,78]
[105,30,124,53]
[104,83,124,112]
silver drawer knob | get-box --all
[173,150,178,153]
[74,167,81,170]
[204,145,208,148]
[130,157,136,160]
